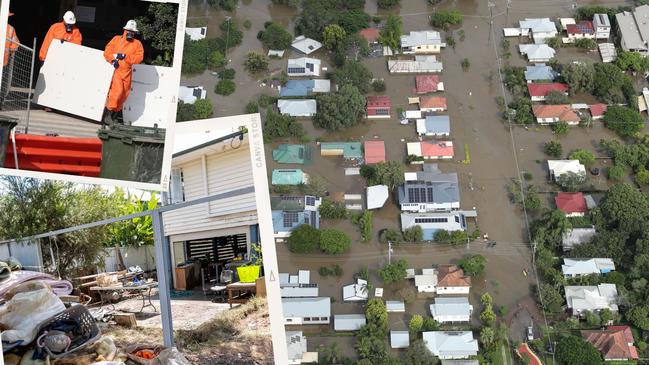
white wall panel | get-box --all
[33,42,113,121]
[123,65,175,128]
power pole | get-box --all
[388,240,393,265]
[224,16,232,63]
[488,0,496,45]
[506,0,511,26]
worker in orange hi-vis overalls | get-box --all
[39,11,82,62]
[1,13,19,109]
[102,20,143,125]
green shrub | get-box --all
[288,224,321,253]
[319,229,351,254]
[379,228,403,243]
[319,199,347,219]
[218,68,236,79]
[215,80,236,95]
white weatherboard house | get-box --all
[436,265,471,295]
[401,210,477,241]
[178,85,206,104]
[282,297,331,325]
[391,331,410,349]
[286,331,319,364]
[277,99,317,117]
[291,35,323,55]
[415,273,438,293]
[562,258,615,278]
[280,270,319,297]
[562,227,597,251]
[343,278,369,301]
[287,57,321,77]
[565,284,619,316]
[388,56,443,73]
[165,117,260,288]
[519,44,556,62]
[334,314,366,331]
[547,159,586,181]
[401,31,446,54]
[185,27,207,41]
[519,18,559,44]
[430,297,473,323]
[593,13,611,39]
[423,331,479,359]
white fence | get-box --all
[0,239,43,271]
[103,245,156,272]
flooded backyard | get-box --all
[182,0,637,359]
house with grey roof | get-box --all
[519,44,556,62]
[282,297,331,325]
[399,164,460,212]
[401,31,446,54]
[562,227,597,251]
[565,284,619,316]
[562,258,615,278]
[334,314,366,331]
[616,5,649,55]
[280,270,319,298]
[277,99,317,117]
[343,278,368,301]
[422,331,479,359]
[415,272,438,293]
[519,18,559,44]
[287,57,321,77]
[524,64,557,82]
[401,210,476,241]
[291,35,322,55]
[386,300,406,312]
[391,331,410,348]
[388,56,443,73]
[286,331,319,364]
[593,13,611,39]
[416,115,451,137]
[430,297,473,323]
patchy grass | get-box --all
[104,297,272,365]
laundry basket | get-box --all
[34,305,101,359]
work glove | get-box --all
[116,53,125,60]
[112,60,119,69]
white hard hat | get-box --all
[123,20,138,32]
[63,11,76,25]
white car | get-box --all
[527,325,534,341]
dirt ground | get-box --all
[183,0,638,359]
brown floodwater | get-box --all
[184,0,637,358]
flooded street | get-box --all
[184,0,636,358]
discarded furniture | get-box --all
[226,281,257,308]
[89,281,158,313]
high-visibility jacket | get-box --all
[39,22,82,61]
[4,24,18,66]
[103,31,144,112]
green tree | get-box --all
[538,283,564,313]
[365,298,388,331]
[245,101,259,114]
[460,58,470,71]
[379,14,402,51]
[287,224,321,253]
[458,254,486,276]
[107,193,158,269]
[378,0,400,8]
[314,84,366,131]
[556,335,603,365]
[481,292,493,306]
[182,38,210,74]
[323,24,347,50]
[547,36,562,49]
[0,178,124,278]
[627,304,649,330]
[218,68,236,80]
[193,99,214,119]
[360,161,405,191]
[403,226,423,242]
[208,50,226,70]
[546,89,570,104]
[593,63,636,107]
[557,171,587,192]
[403,339,436,365]
[136,3,178,65]
[378,259,408,284]
[430,10,463,30]
[603,105,645,137]
[208,0,238,11]
[552,121,570,135]
[258,23,293,50]
[480,327,496,349]
[379,228,403,243]
[585,310,601,327]
[616,51,649,72]
[263,107,304,140]
[509,98,534,124]
[574,38,596,50]
[294,0,369,40]
[355,336,390,364]
[215,80,236,95]
[372,79,386,92]
[503,66,527,96]
[569,149,596,167]
[480,305,496,326]
[271,0,299,7]
[177,100,195,122]
[409,314,423,333]
[422,317,439,331]
[332,61,373,94]
[561,62,595,95]
[319,229,352,254]
[244,52,269,73]
[544,141,563,158]
[318,199,347,219]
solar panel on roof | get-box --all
[419,188,426,202]
[288,67,306,74]
[408,188,420,203]
[427,187,434,202]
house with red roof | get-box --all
[413,75,444,94]
[406,141,454,161]
[581,326,638,361]
[359,28,380,44]
[366,95,392,119]
[533,105,580,125]
[589,104,607,120]
[567,21,596,40]
[555,192,587,217]
[364,141,386,164]
[527,83,569,101]
[418,96,447,112]
[436,264,471,295]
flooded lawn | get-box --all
[185,0,638,358]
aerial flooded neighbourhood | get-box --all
[182,0,649,364]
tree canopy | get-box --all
[458,254,486,276]
[319,229,352,254]
[555,335,603,365]
[314,84,366,131]
[379,14,402,51]
[294,0,369,40]
[258,23,293,50]
[287,224,321,253]
[378,259,408,284]
[360,161,405,191]
[332,60,373,94]
[603,105,645,137]
[263,107,304,140]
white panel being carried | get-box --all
[33,41,113,121]
[123,65,175,128]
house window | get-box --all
[286,318,293,322]
[374,108,390,115]
[304,317,311,321]
[320,317,328,321]
[170,168,185,204]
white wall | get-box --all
[103,245,156,272]
[437,287,470,295]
